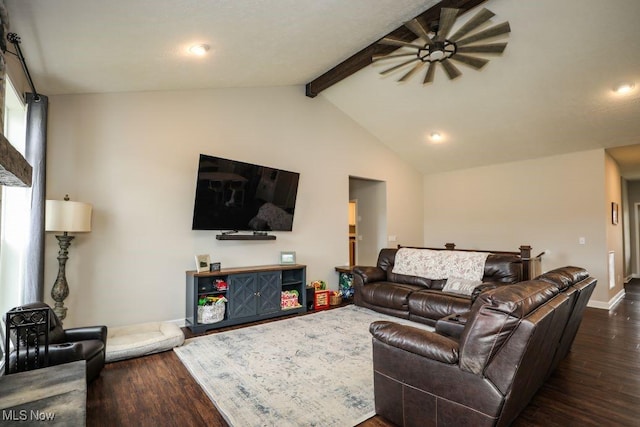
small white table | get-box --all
[0,360,86,426]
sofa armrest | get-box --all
[435,314,467,339]
[370,321,459,364]
[352,266,385,285]
[48,342,85,365]
[64,326,108,344]
[471,283,504,302]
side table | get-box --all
[335,266,355,300]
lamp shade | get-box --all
[45,199,92,232]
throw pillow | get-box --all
[442,277,483,296]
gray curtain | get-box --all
[22,93,48,303]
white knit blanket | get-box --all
[392,248,490,281]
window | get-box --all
[0,76,28,371]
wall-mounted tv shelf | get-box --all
[216,234,276,240]
[186,264,306,334]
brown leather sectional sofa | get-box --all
[353,248,525,325]
[368,266,596,426]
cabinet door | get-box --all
[257,271,281,315]
[228,273,257,319]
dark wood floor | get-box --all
[87,282,640,426]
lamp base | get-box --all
[51,233,75,322]
[52,302,68,321]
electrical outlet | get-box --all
[578,237,586,245]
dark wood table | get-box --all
[0,360,86,426]
[334,265,354,275]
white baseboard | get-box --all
[587,289,626,310]
[108,318,187,329]
[167,318,187,327]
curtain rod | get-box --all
[6,32,40,101]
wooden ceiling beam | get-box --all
[0,133,32,187]
[305,0,488,98]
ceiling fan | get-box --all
[373,7,510,84]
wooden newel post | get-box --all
[519,245,532,280]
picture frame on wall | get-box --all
[612,202,619,225]
[280,251,296,265]
[195,254,211,273]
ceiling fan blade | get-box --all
[379,58,420,76]
[373,52,417,61]
[456,43,507,54]
[440,59,461,80]
[436,8,459,41]
[456,22,511,46]
[449,8,495,42]
[450,54,489,69]
[423,62,437,84]
[398,62,424,82]
[379,37,424,50]
[404,19,434,46]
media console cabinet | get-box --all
[185,264,307,333]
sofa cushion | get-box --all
[376,248,397,273]
[386,270,433,288]
[408,289,472,323]
[459,280,559,374]
[536,266,589,291]
[376,248,432,287]
[359,281,425,311]
[442,278,483,296]
[482,254,523,283]
[426,278,448,291]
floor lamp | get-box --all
[45,195,92,321]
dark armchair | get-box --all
[5,302,107,382]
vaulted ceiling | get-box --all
[5,0,640,176]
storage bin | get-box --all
[198,303,225,324]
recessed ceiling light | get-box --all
[429,132,444,143]
[613,82,635,94]
[188,44,210,56]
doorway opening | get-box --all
[634,202,640,279]
[348,200,357,265]
[348,177,387,266]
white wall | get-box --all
[423,148,616,307]
[604,153,625,305]
[44,86,424,327]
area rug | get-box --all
[174,305,434,427]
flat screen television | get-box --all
[192,154,300,231]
